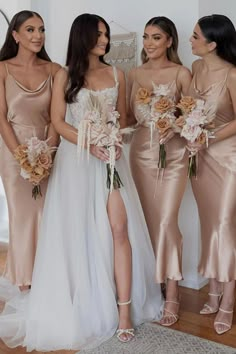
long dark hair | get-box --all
[65,13,110,103]
[0,10,51,61]
[198,14,236,66]
[141,16,182,65]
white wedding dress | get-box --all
[0,67,163,352]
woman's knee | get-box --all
[111,219,128,242]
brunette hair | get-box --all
[141,16,182,65]
[198,14,236,65]
[65,13,110,103]
[0,10,51,61]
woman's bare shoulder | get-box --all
[191,59,202,73]
[51,62,61,77]
[0,61,8,79]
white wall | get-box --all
[199,0,236,25]
[0,0,31,21]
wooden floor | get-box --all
[0,242,235,354]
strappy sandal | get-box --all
[159,300,179,327]
[200,293,222,315]
[214,307,233,335]
[116,299,135,343]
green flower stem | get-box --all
[188,155,197,178]
[106,164,123,190]
[32,185,42,200]
[158,143,166,169]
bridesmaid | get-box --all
[189,14,236,334]
[128,16,191,326]
[0,10,60,290]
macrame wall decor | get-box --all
[105,21,137,75]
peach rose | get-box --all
[177,96,196,113]
[34,165,45,176]
[37,153,52,170]
[154,97,174,114]
[196,132,206,145]
[29,173,42,185]
[14,144,28,162]
[29,169,49,185]
[136,88,152,104]
[21,160,34,174]
[156,118,172,133]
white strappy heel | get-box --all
[116,299,135,343]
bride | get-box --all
[0,13,163,352]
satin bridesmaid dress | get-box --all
[189,60,236,282]
[129,66,189,283]
[0,64,52,286]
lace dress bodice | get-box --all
[68,81,119,128]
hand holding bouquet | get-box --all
[135,82,176,169]
[175,96,215,177]
[77,93,133,192]
[14,137,56,199]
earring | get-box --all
[15,40,19,44]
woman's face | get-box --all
[190,23,214,57]
[142,25,172,60]
[90,21,109,57]
[13,15,45,53]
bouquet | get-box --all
[14,137,56,199]
[77,93,133,192]
[135,83,176,169]
[175,96,215,177]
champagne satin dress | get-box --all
[129,67,188,283]
[0,64,52,286]
[189,60,236,282]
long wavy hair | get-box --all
[141,16,182,65]
[0,10,51,62]
[65,13,110,103]
[198,14,236,66]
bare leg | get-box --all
[107,190,133,341]
[214,280,235,334]
[160,279,180,326]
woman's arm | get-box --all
[116,68,127,129]
[126,68,137,127]
[46,62,62,148]
[50,68,78,145]
[0,63,19,154]
[177,66,192,96]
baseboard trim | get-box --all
[180,277,208,290]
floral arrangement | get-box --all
[14,137,55,199]
[135,82,176,169]
[175,96,215,177]
[77,93,133,192]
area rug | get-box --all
[80,323,236,354]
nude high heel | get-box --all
[159,300,180,327]
[200,293,222,315]
[214,307,233,335]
